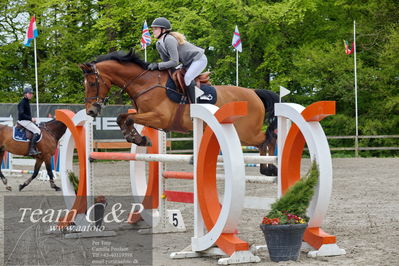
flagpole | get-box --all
[236,49,239,86]
[353,20,359,157]
[33,37,40,123]
[144,46,147,62]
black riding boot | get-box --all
[187,80,197,103]
[28,133,41,156]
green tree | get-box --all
[0,0,398,156]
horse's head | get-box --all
[80,50,151,117]
[79,63,110,117]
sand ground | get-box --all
[0,157,398,265]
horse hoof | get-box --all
[260,164,278,176]
[6,186,11,191]
[50,182,62,191]
[19,184,25,191]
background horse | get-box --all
[0,120,67,191]
[80,50,279,176]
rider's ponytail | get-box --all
[169,32,187,45]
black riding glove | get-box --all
[147,63,159,70]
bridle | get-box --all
[83,63,167,109]
[83,64,110,107]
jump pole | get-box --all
[170,101,345,263]
[89,101,344,260]
[56,100,345,261]
[56,109,116,238]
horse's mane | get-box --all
[91,49,148,69]
[39,119,67,141]
[38,119,64,129]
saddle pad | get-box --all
[12,127,42,142]
[166,77,189,104]
[13,127,29,142]
[196,84,217,104]
[165,77,217,104]
[166,88,189,104]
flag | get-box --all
[232,25,242,52]
[343,40,354,55]
[279,86,290,99]
[140,20,151,49]
[24,16,39,47]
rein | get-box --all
[131,70,166,101]
[130,71,167,107]
[122,69,150,92]
[39,122,56,139]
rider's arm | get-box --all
[157,36,179,70]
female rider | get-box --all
[147,17,207,103]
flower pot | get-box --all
[260,223,307,262]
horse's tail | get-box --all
[254,89,279,145]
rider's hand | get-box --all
[32,118,36,123]
[147,63,159,70]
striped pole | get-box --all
[90,152,277,164]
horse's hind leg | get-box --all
[19,159,42,191]
[45,159,61,191]
[0,150,12,191]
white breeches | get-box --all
[17,120,41,135]
[184,54,208,86]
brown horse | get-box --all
[80,50,278,176]
[0,120,67,191]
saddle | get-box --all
[170,69,211,96]
[166,69,215,133]
[14,123,42,142]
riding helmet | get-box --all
[151,17,172,30]
[23,85,33,94]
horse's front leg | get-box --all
[117,113,146,145]
[0,150,11,191]
[116,112,130,139]
[117,112,162,146]
[45,159,61,191]
[19,159,43,191]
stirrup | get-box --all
[28,150,41,156]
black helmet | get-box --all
[151,17,172,30]
[23,85,33,94]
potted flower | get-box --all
[260,162,319,262]
[67,170,79,194]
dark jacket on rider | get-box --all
[18,97,32,121]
